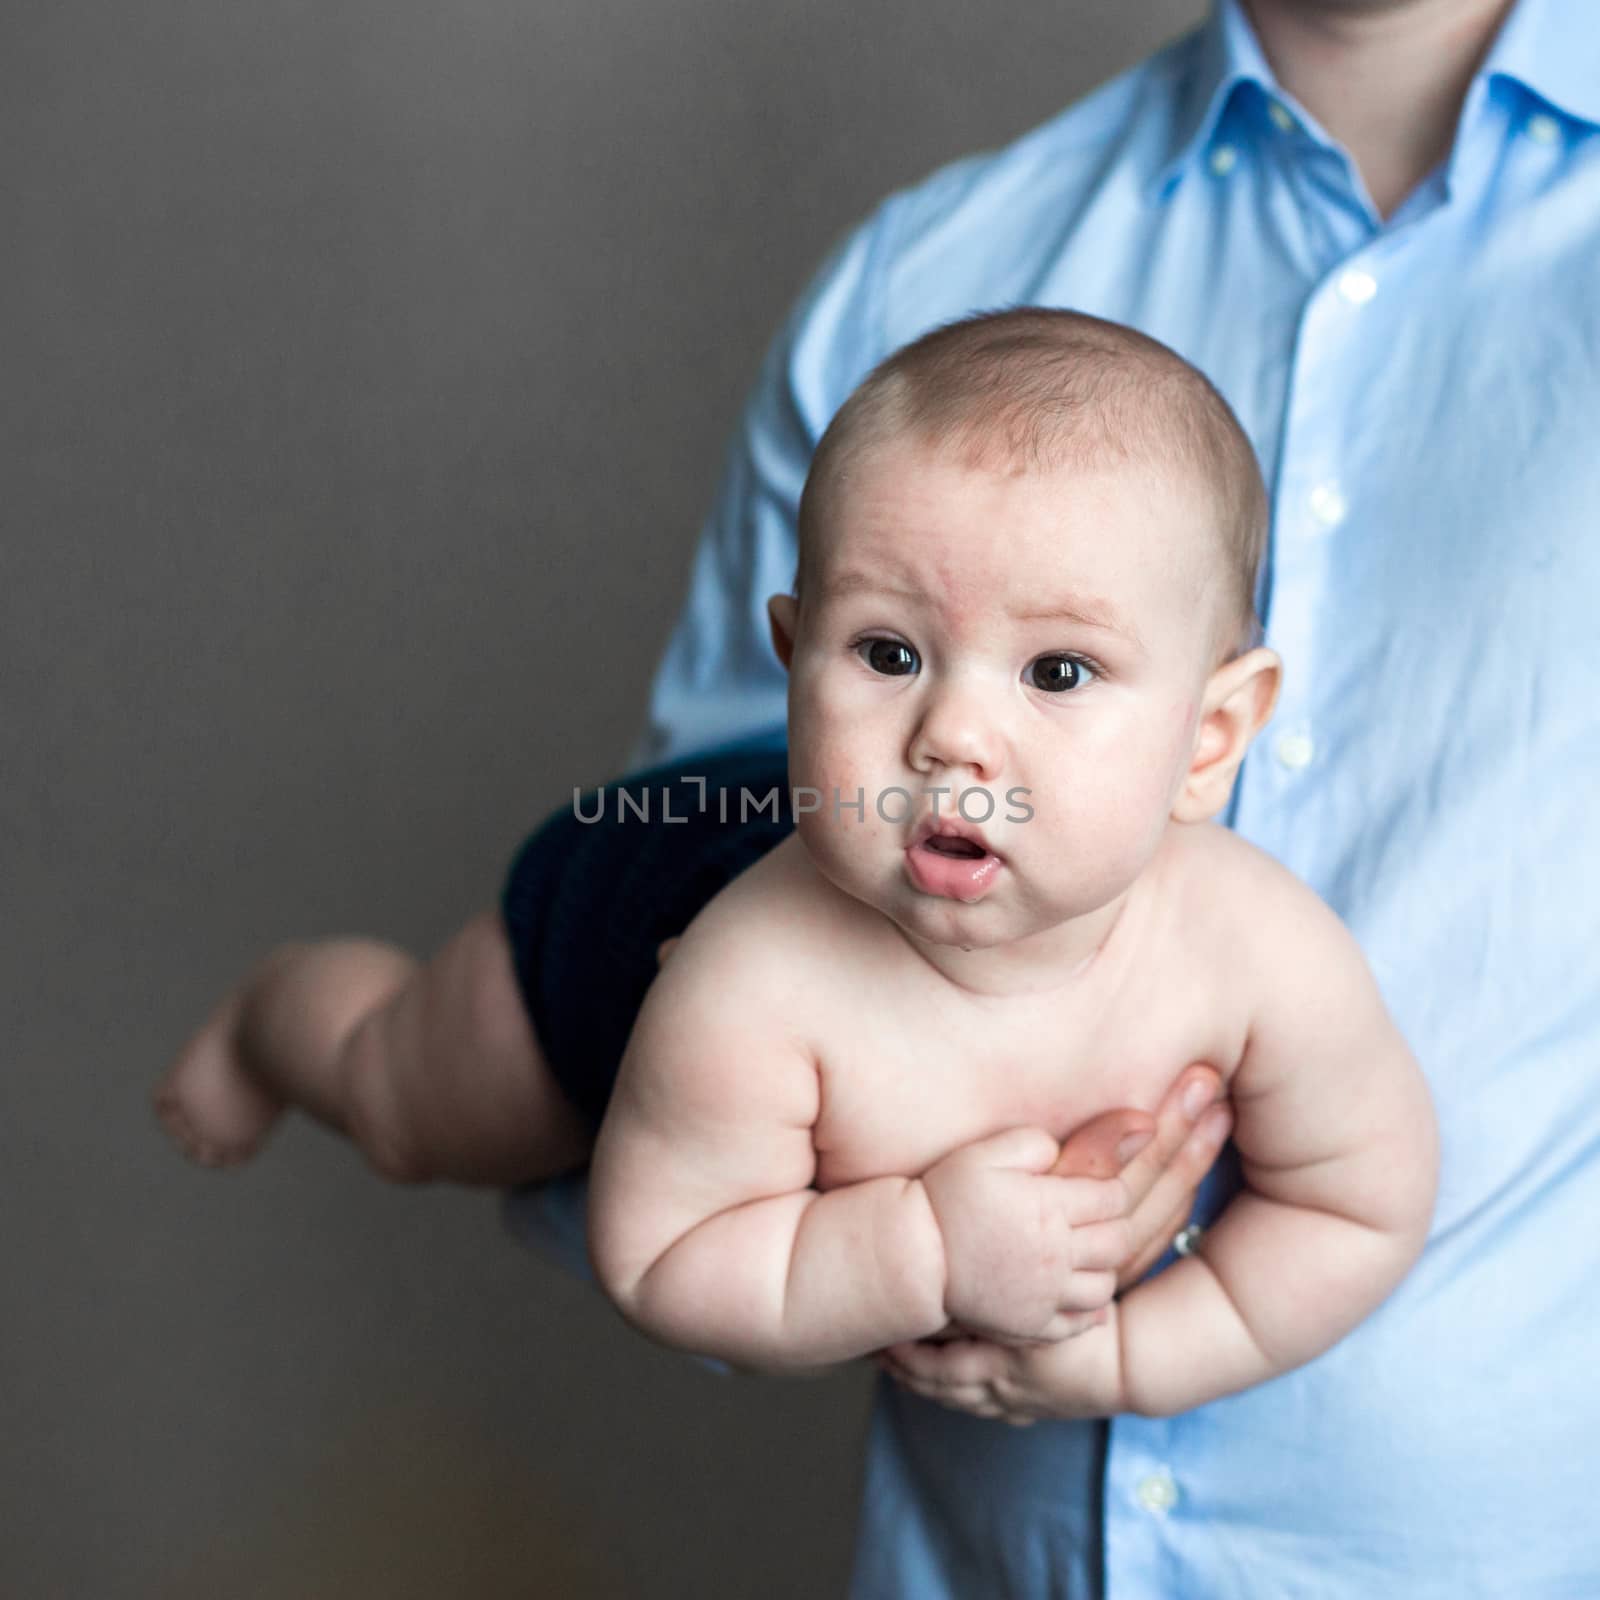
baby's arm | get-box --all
[588,921,942,1372]
[1108,861,1440,1416]
[886,862,1441,1423]
[587,907,1129,1374]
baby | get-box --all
[583,308,1438,1416]
[157,308,1438,1421]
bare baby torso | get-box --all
[728,825,1256,1192]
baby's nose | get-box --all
[907,684,1003,778]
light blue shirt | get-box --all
[509,1,1600,1592]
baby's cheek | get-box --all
[1027,765,1157,882]
[795,749,904,885]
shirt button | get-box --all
[1274,732,1316,771]
[1209,144,1238,176]
[1527,113,1560,145]
[1267,101,1295,133]
[1135,1469,1180,1515]
[1338,268,1378,305]
[1308,481,1347,529]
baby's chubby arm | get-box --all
[1109,854,1440,1416]
[587,904,1132,1375]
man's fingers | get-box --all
[1115,1063,1225,1208]
[1129,1104,1231,1239]
[1118,1196,1193,1288]
[1117,1103,1233,1290]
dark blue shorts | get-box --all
[498,737,795,1132]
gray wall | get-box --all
[5,3,1204,1595]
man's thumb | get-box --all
[1052,1108,1154,1180]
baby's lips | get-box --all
[909,812,999,859]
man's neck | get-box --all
[1242,0,1518,217]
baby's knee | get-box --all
[341,1014,433,1185]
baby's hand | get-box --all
[877,1302,1127,1424]
[920,1128,1132,1345]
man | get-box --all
[511,0,1600,1591]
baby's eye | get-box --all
[858,638,919,677]
[1028,654,1095,693]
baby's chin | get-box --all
[871,875,1026,951]
[892,901,1017,952]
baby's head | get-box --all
[766,307,1282,964]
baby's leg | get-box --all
[153,910,593,1184]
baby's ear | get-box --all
[767,593,798,671]
[1173,647,1282,823]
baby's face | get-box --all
[774,434,1224,954]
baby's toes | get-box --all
[153,1002,284,1167]
[153,1089,243,1167]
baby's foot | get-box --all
[153,954,293,1167]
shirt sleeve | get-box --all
[626,207,893,770]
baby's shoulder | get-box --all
[1160,821,1334,944]
[1161,822,1371,1031]
[664,833,874,1004]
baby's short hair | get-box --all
[796,307,1269,662]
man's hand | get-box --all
[660,938,1232,1374]
[919,1129,1133,1345]
[879,1062,1232,1418]
[1052,1062,1231,1292]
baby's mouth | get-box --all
[921,835,987,860]
[904,823,1005,902]
[910,816,1001,861]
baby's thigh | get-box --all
[349,909,592,1182]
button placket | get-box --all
[1307,480,1347,531]
[1337,266,1377,304]
[1274,730,1316,771]
[1250,259,1379,805]
[1134,1468,1180,1515]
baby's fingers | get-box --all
[1054,1267,1118,1315]
[1034,1305,1110,1343]
[1068,1215,1136,1274]
[1048,1173,1132,1226]
[880,1336,1004,1387]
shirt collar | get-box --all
[1152,0,1600,202]
[1477,0,1600,131]
[1151,0,1281,199]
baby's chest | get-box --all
[809,962,1245,1191]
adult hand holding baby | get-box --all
[880,1063,1232,1414]
[1054,1062,1231,1293]
[656,936,1232,1353]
